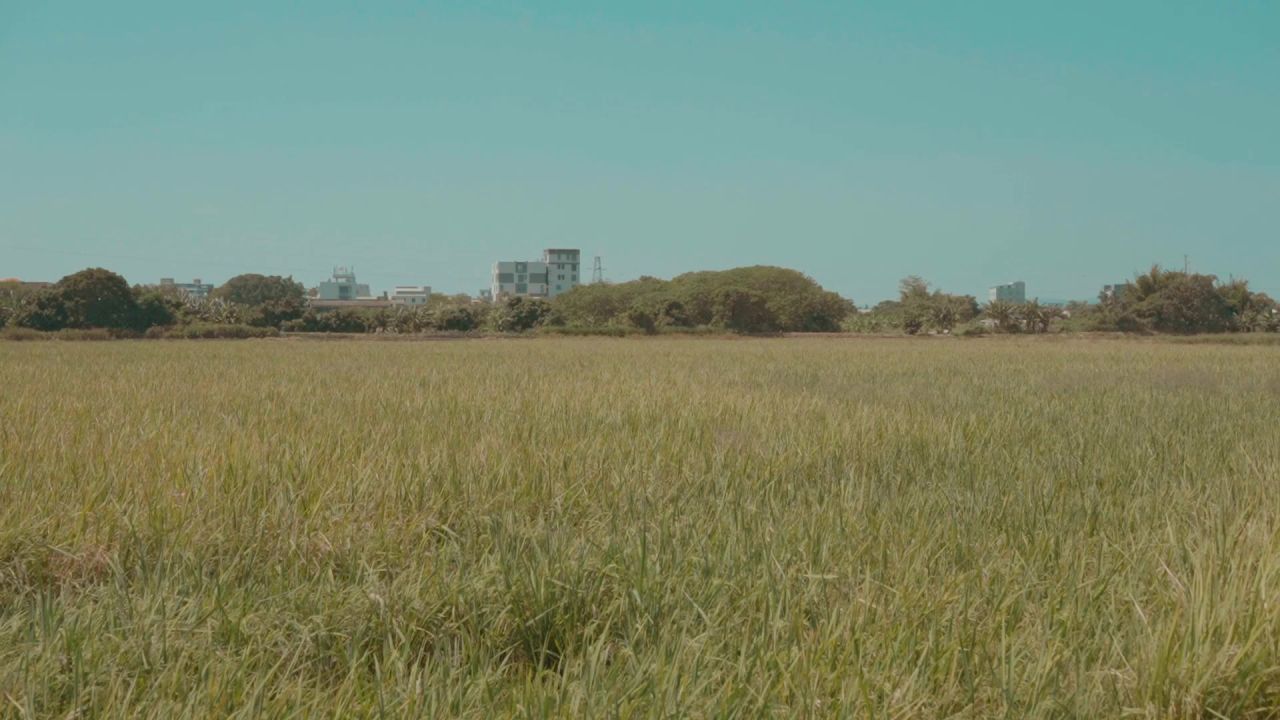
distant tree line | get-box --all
[3,263,1275,339]
[550,266,854,333]
[847,266,1278,336]
[1,265,854,338]
[1088,267,1278,334]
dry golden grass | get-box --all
[2,336,1279,717]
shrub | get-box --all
[244,298,307,328]
[552,267,851,332]
[538,325,634,337]
[132,291,181,329]
[0,326,49,341]
[435,305,484,332]
[55,328,113,341]
[282,309,381,334]
[710,287,776,333]
[213,274,305,307]
[491,297,557,333]
[14,289,72,331]
[624,302,659,334]
[163,324,280,339]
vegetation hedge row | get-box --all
[3,263,1275,339]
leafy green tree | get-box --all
[553,277,671,327]
[623,297,689,333]
[13,268,170,331]
[243,297,307,328]
[13,289,71,331]
[1237,294,1279,332]
[624,302,659,334]
[55,268,141,329]
[552,266,849,332]
[132,290,181,329]
[214,274,305,307]
[1087,266,1279,334]
[710,287,776,333]
[1131,268,1228,333]
[434,305,483,332]
[893,277,978,334]
[1218,280,1277,332]
[492,297,556,332]
[674,267,851,330]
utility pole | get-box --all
[592,256,604,284]
[1184,254,1189,273]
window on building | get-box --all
[516,283,527,293]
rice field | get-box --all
[2,336,1280,718]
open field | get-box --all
[2,337,1280,717]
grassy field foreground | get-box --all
[2,337,1280,718]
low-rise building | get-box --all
[389,286,431,306]
[159,277,214,300]
[989,281,1027,304]
[317,268,372,301]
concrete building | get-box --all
[159,278,214,300]
[318,268,372,301]
[491,248,581,300]
[543,248,581,297]
[1101,283,1132,302]
[389,286,431,306]
[988,281,1027,304]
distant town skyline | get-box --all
[3,2,1278,303]
[0,247,1266,307]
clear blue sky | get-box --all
[2,1,1277,302]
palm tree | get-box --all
[1017,300,1056,334]
[984,301,1017,333]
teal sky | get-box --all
[2,2,1277,302]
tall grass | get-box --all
[1,337,1279,717]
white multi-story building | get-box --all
[1101,283,1131,302]
[988,281,1027,304]
[317,268,372,301]
[491,248,581,300]
[159,277,214,300]
[389,286,431,306]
